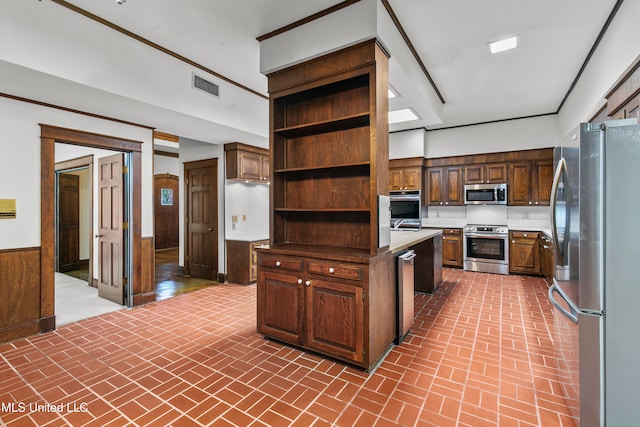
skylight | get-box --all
[488,36,518,54]
[389,108,419,124]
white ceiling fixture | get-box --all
[389,108,420,124]
[488,36,518,54]
[388,86,399,99]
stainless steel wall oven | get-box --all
[463,224,509,275]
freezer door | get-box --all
[602,122,640,426]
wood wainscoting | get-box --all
[0,247,43,342]
[135,236,156,306]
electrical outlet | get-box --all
[242,214,247,222]
[232,215,238,223]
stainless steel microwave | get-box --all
[464,183,507,205]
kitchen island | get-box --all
[390,228,443,293]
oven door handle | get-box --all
[463,233,507,239]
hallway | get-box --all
[0,269,576,426]
[54,248,218,326]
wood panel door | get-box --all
[97,154,125,305]
[305,278,363,364]
[57,173,80,272]
[154,174,179,249]
[185,159,218,280]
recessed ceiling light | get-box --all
[488,36,518,54]
[389,108,420,124]
[388,86,399,99]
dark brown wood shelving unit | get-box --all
[257,39,396,371]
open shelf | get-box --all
[274,113,369,138]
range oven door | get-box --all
[463,233,508,265]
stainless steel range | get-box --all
[463,224,509,275]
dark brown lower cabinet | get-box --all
[257,249,395,371]
[226,239,268,285]
[442,228,463,268]
[509,231,541,275]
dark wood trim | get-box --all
[223,142,268,155]
[425,112,557,132]
[389,157,425,168]
[424,147,553,168]
[605,55,640,99]
[41,124,143,152]
[39,316,56,334]
[589,102,608,122]
[41,137,56,326]
[0,92,154,130]
[55,155,94,171]
[41,124,145,320]
[50,0,267,100]
[153,131,179,143]
[380,0,445,104]
[256,0,361,41]
[154,150,179,158]
[556,0,625,112]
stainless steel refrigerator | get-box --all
[549,119,640,426]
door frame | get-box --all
[55,155,94,285]
[40,124,143,333]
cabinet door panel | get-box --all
[464,165,484,184]
[486,163,507,183]
[239,152,262,181]
[305,279,363,363]
[402,167,421,190]
[509,235,540,274]
[532,160,553,206]
[508,162,532,206]
[389,169,402,191]
[442,235,462,268]
[427,168,443,205]
[258,271,303,344]
[445,167,463,205]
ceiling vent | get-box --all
[192,73,219,97]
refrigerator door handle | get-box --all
[550,157,567,262]
[549,279,579,324]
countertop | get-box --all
[389,228,442,254]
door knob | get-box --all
[208,227,213,231]
[95,234,103,238]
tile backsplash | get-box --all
[423,205,550,231]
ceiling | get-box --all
[8,0,621,142]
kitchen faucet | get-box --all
[393,219,407,230]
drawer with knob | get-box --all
[307,259,365,282]
[259,254,304,272]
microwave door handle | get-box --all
[550,158,566,260]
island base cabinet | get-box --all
[412,235,443,293]
[257,249,395,371]
[257,271,304,345]
[305,279,364,364]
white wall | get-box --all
[389,128,427,159]
[224,181,269,241]
[558,0,640,135]
[425,115,560,158]
[0,96,153,251]
[0,0,267,145]
[154,154,180,176]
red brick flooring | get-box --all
[0,269,577,426]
